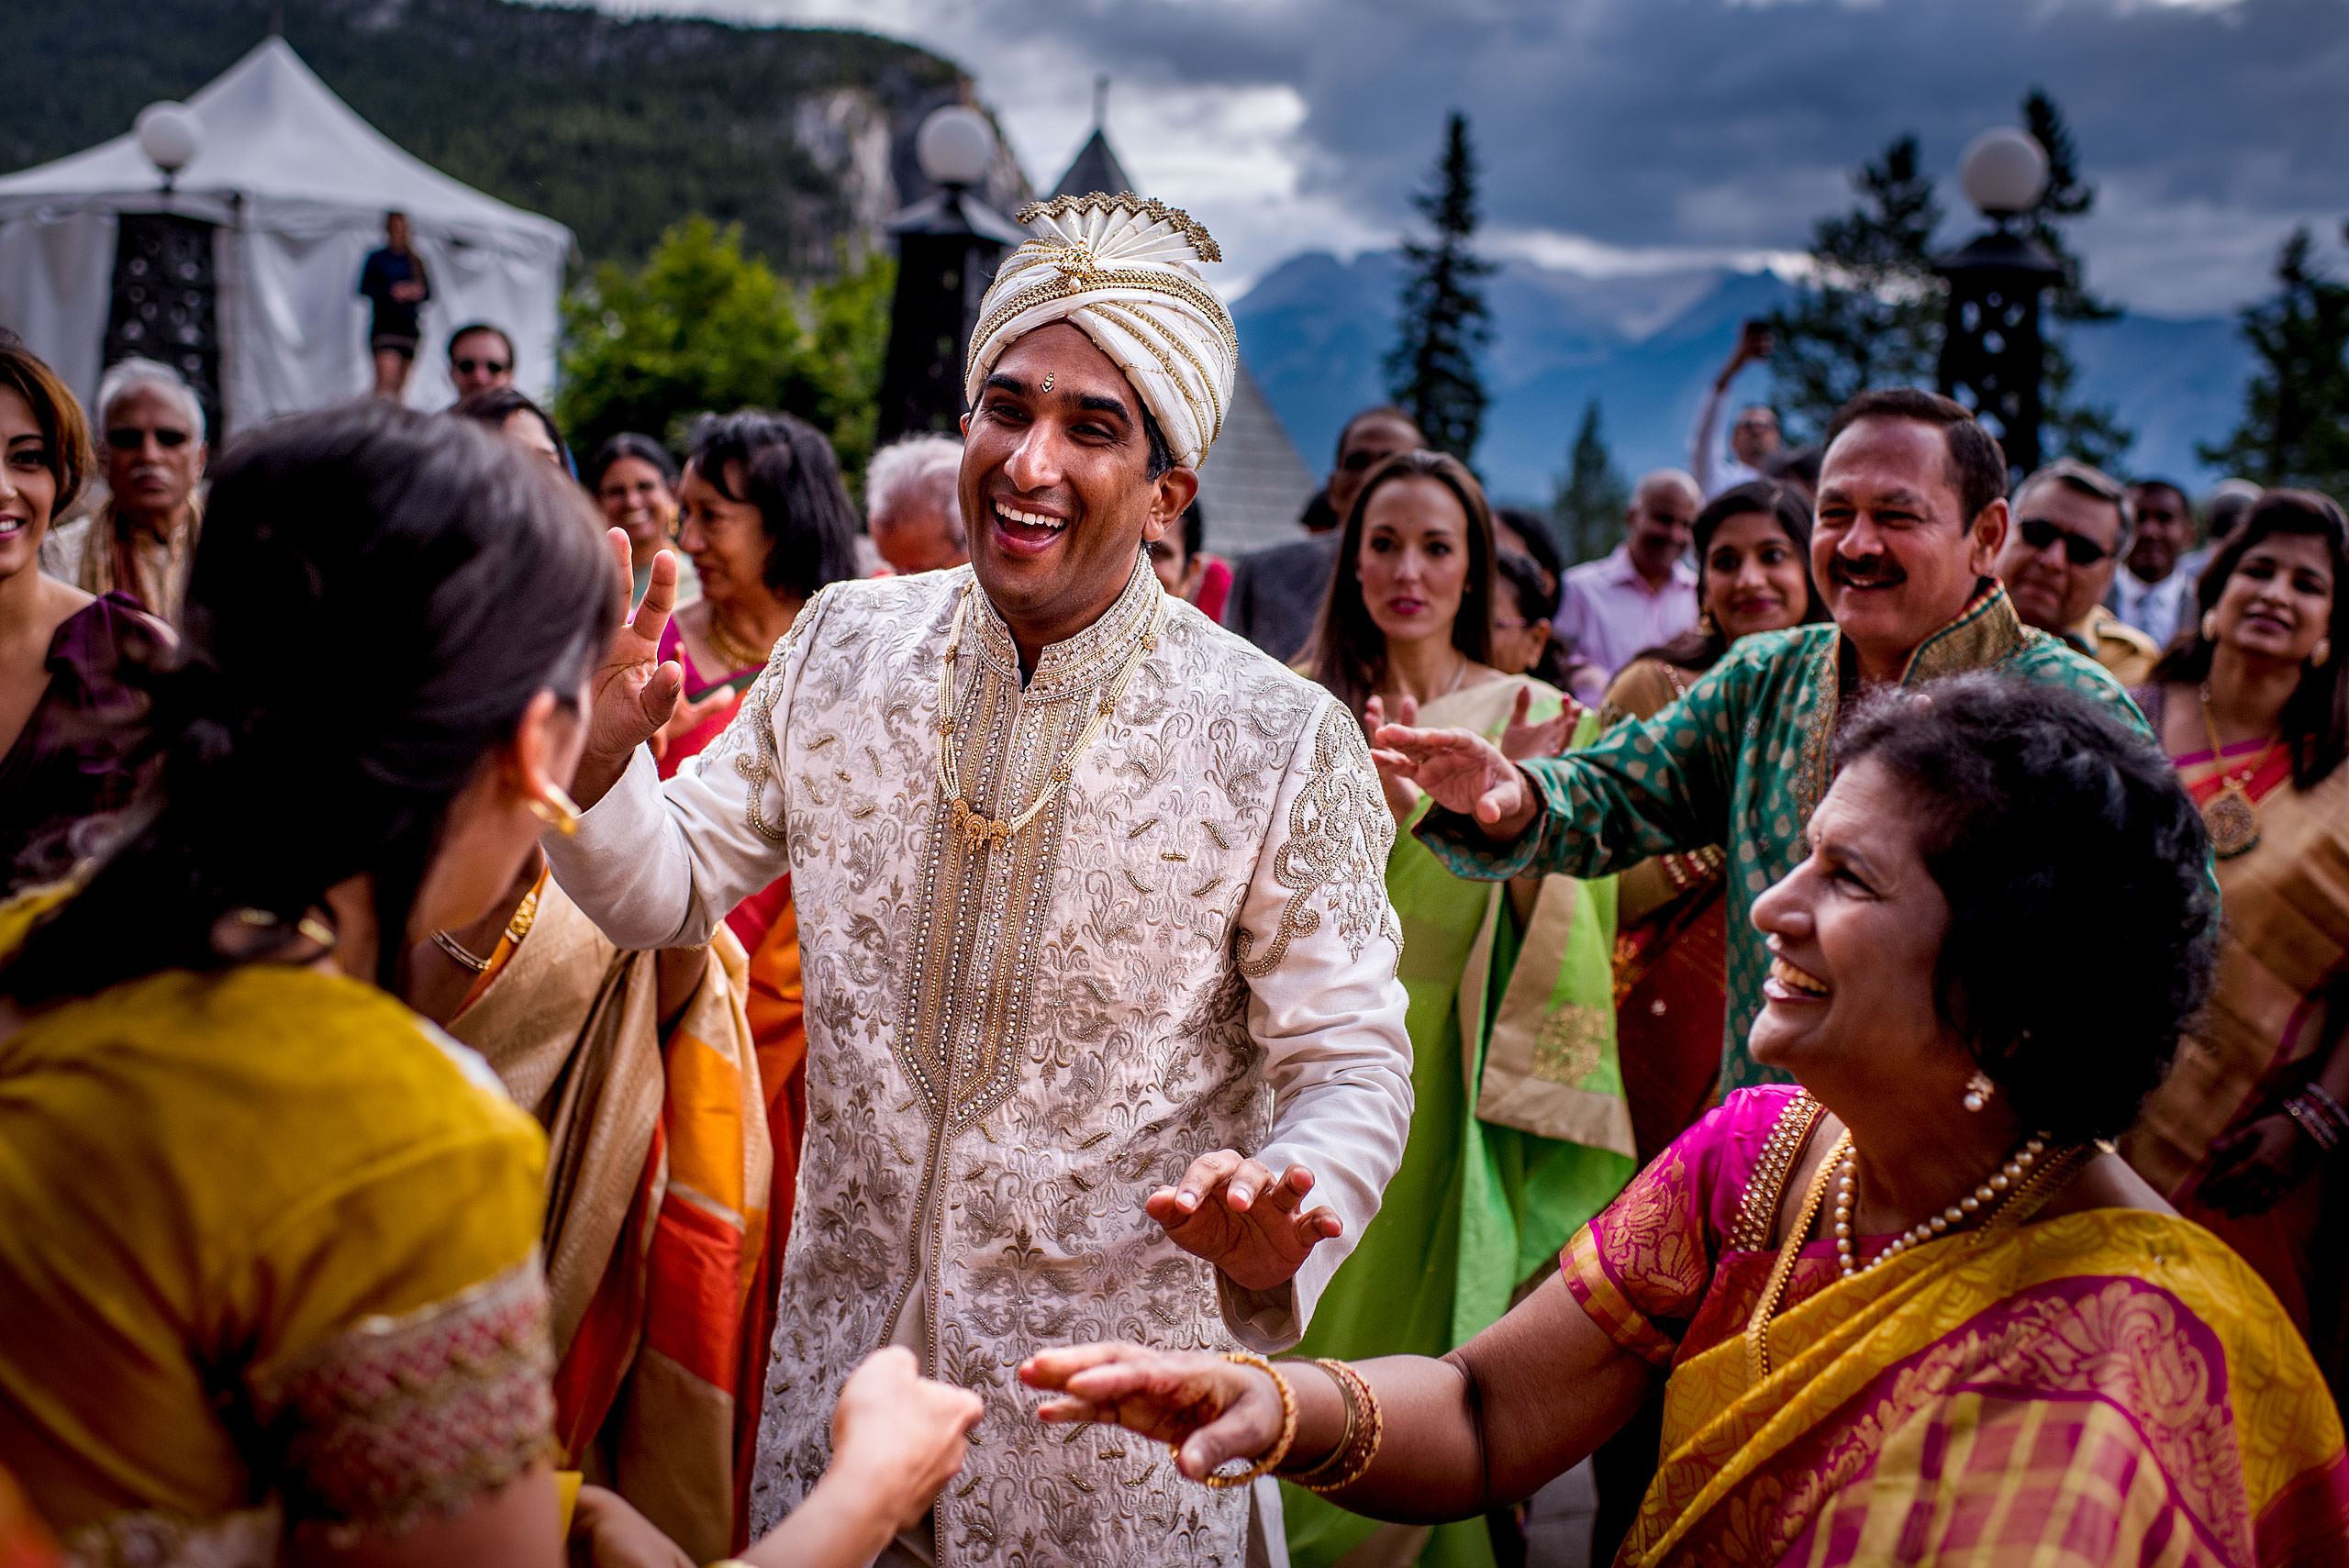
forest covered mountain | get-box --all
[4,0,1026,274]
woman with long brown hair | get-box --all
[1289,450,1632,1568]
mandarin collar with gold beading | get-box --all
[967,550,1165,702]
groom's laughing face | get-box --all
[961,322,1194,658]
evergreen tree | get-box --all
[1552,399,1630,564]
[2021,88,2132,470]
[1766,135,1943,439]
[1386,111,1495,462]
[2199,225,2349,492]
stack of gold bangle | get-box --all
[1196,1351,1297,1488]
[1286,1358,1383,1495]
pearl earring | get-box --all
[2314,639,2332,668]
[2201,610,2219,642]
[1963,1070,1996,1113]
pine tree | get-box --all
[1766,136,1943,439]
[1386,111,1496,462]
[2021,88,2132,470]
[1552,399,1630,564]
[2199,225,2349,492]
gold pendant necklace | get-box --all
[704,605,774,674]
[2198,683,2280,860]
[933,581,1165,854]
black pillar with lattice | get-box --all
[1933,228,2061,476]
[103,213,223,438]
[875,189,1026,446]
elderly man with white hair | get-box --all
[865,432,970,575]
[39,357,206,624]
[545,193,1413,1566]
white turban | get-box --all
[963,193,1238,472]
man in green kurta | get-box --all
[1377,390,2151,1095]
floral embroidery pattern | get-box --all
[250,1255,555,1540]
[1237,701,1397,976]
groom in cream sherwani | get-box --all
[546,193,1414,1566]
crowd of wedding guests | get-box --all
[3,319,2347,1568]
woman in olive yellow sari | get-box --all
[2127,489,2349,1398]
[0,404,979,1568]
[1026,678,2349,1566]
[1296,450,1633,1568]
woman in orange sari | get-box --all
[2127,488,2349,1398]
[1025,677,2349,1566]
[648,409,861,1516]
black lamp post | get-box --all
[875,106,1027,446]
[1934,128,2062,476]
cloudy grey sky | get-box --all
[618,0,2347,317]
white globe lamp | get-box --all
[917,106,996,189]
[135,102,204,189]
[1958,128,2048,220]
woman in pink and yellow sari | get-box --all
[1022,676,2349,1565]
[2126,490,2349,1397]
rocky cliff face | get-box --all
[6,0,1032,273]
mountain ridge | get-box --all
[1235,250,2254,512]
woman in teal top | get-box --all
[1292,451,1634,1568]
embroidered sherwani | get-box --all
[546,559,1413,1566]
[1418,582,2150,1095]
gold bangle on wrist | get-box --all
[1293,1358,1383,1495]
[1188,1351,1297,1489]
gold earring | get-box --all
[1962,1070,1997,1114]
[2314,639,2332,668]
[2201,610,2219,642]
[529,784,583,837]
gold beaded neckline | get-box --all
[933,579,1165,853]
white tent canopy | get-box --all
[0,37,571,433]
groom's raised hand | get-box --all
[1146,1151,1341,1292]
[573,528,687,808]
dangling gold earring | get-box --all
[2313,639,2332,668]
[1962,1070,1997,1113]
[2201,610,2219,642]
[529,784,584,837]
[1697,608,1720,638]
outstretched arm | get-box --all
[1022,1272,1653,1518]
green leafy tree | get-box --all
[556,217,894,478]
[1552,399,1630,564]
[2199,225,2349,492]
[1767,135,1944,439]
[2021,88,2132,470]
[1386,111,1495,462]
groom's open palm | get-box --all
[1147,1151,1341,1292]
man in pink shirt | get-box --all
[1554,468,1702,677]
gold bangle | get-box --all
[1297,1359,1383,1495]
[1188,1351,1297,1489]
[1283,1359,1361,1485]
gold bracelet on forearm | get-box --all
[1191,1351,1297,1489]
[1287,1358,1383,1495]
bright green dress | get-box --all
[1284,678,1637,1568]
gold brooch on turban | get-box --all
[963,192,1239,472]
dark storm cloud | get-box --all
[697,0,2349,311]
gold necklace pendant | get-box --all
[2202,784,2261,859]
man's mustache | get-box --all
[1829,556,1907,590]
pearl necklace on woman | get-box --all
[1831,1133,2047,1279]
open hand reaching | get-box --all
[1147,1151,1341,1293]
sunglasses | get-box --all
[106,427,192,450]
[2015,516,2111,566]
[452,358,511,376]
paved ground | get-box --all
[1523,1459,1598,1567]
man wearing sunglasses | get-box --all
[445,322,517,400]
[38,357,206,625]
[1993,457,2161,686]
